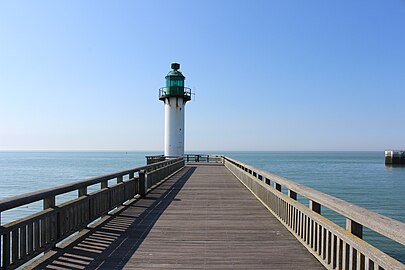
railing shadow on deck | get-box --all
[29,166,197,270]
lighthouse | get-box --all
[159,63,192,157]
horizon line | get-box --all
[0,149,391,152]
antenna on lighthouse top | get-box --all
[171,63,180,70]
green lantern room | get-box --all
[159,63,191,102]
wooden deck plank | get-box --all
[28,163,324,269]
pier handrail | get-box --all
[223,156,405,245]
[223,156,405,269]
[0,157,185,269]
[0,158,182,213]
[145,154,223,165]
[184,154,222,163]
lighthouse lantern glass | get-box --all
[166,76,184,96]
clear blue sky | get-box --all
[1,1,404,151]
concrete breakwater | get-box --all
[385,150,405,165]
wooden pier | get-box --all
[26,163,324,269]
[1,155,404,269]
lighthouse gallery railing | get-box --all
[0,157,184,269]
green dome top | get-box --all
[165,63,185,79]
[165,69,185,79]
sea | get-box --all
[0,151,404,262]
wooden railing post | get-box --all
[309,200,321,214]
[3,227,10,269]
[117,175,123,183]
[78,187,87,197]
[101,180,108,189]
[346,219,363,238]
[43,196,55,209]
[139,170,146,197]
[274,182,281,192]
[43,196,56,250]
[288,190,297,200]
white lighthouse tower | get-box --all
[159,63,192,157]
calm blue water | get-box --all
[0,151,404,262]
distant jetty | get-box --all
[385,150,405,165]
